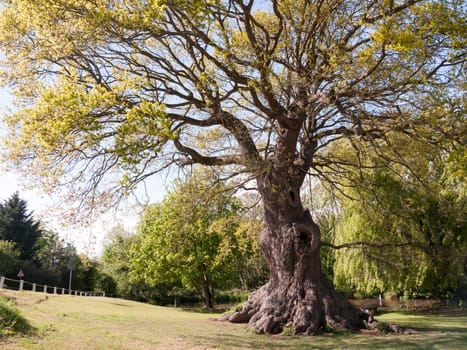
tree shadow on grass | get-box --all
[411,325,467,333]
[181,306,229,314]
[0,297,36,338]
[192,331,467,350]
[190,312,467,350]
[107,301,130,308]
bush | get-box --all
[215,290,249,305]
[0,296,32,337]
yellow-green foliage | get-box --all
[129,169,264,296]
[0,0,464,219]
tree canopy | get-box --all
[0,0,464,206]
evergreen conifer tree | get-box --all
[0,192,42,261]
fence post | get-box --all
[44,285,47,293]
[19,279,24,291]
[53,286,57,294]
[32,283,36,292]
[0,276,4,289]
[62,288,65,295]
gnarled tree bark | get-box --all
[221,172,366,334]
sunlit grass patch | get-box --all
[0,289,466,349]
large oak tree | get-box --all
[0,0,465,334]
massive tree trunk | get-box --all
[221,172,366,334]
[200,265,214,308]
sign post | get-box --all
[17,270,24,291]
[67,257,75,294]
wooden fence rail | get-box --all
[0,275,105,297]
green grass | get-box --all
[0,289,466,349]
[0,295,33,338]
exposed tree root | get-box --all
[220,280,366,335]
[221,284,416,336]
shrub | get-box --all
[0,296,32,337]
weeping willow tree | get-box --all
[326,136,466,298]
[0,0,465,334]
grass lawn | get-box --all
[1,289,466,349]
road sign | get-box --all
[17,269,24,279]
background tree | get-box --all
[34,229,66,269]
[301,178,341,284]
[100,224,143,298]
[0,0,465,334]
[327,137,466,299]
[130,170,251,308]
[212,216,268,291]
[229,192,270,290]
[71,254,101,292]
[33,228,83,288]
[0,194,102,292]
[0,240,20,276]
[0,193,42,261]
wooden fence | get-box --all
[0,276,105,297]
[350,297,443,312]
